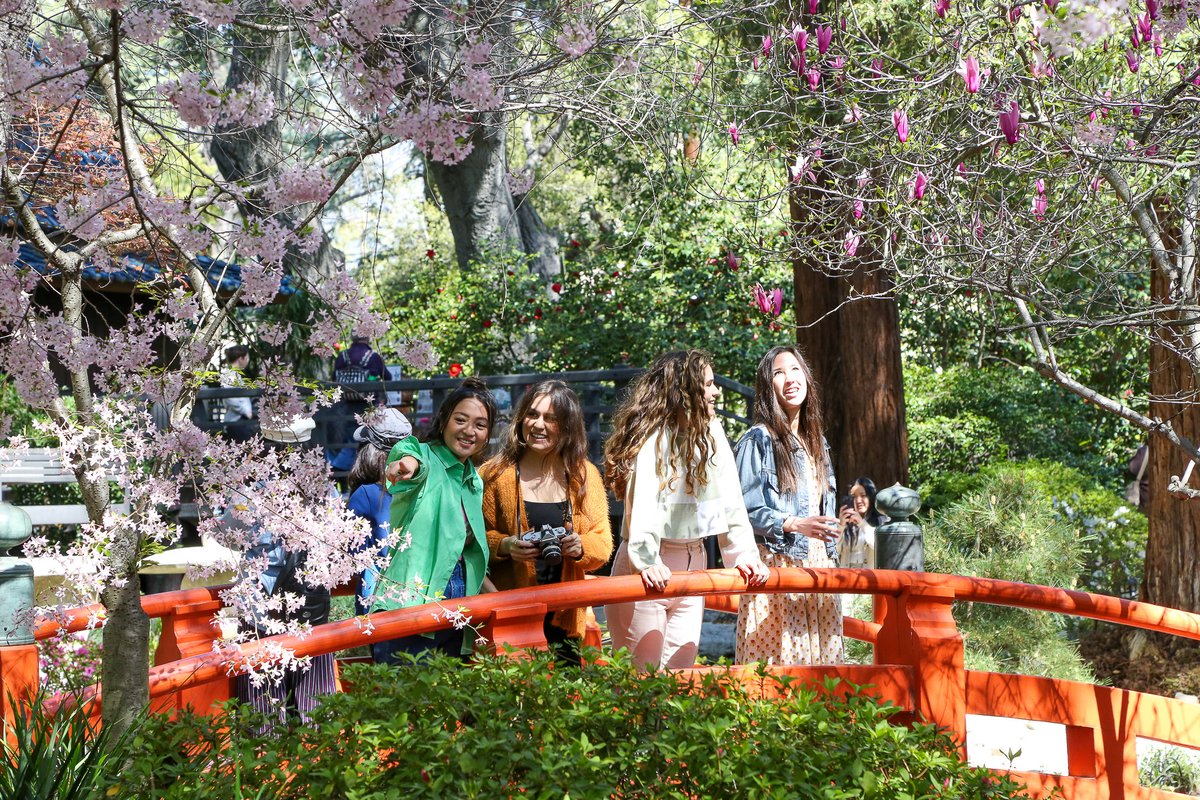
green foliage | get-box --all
[1139,745,1200,795]
[105,652,1029,799]
[924,470,1095,682]
[0,694,124,800]
[906,364,1140,492]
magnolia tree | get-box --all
[0,0,710,732]
[707,0,1200,609]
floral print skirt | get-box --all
[735,545,844,666]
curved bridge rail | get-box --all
[10,569,1200,800]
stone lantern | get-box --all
[0,500,34,645]
[874,483,924,572]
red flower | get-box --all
[448,363,463,377]
[611,270,620,278]
[551,282,562,293]
[482,319,493,328]
[570,239,581,247]
[426,249,436,259]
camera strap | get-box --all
[514,463,573,533]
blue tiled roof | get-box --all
[12,240,297,296]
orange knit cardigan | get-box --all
[480,459,613,639]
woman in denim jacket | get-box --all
[734,346,844,665]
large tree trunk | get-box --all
[209,1,341,289]
[426,115,560,277]
[788,187,909,495]
[1145,218,1200,612]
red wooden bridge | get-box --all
[6,568,1200,799]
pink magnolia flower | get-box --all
[728,251,742,271]
[1091,177,1103,193]
[869,57,884,78]
[808,0,819,14]
[792,26,809,51]
[692,60,705,86]
[957,56,982,92]
[753,284,784,316]
[934,0,951,17]
[806,68,821,90]
[893,108,909,142]
[843,102,863,123]
[816,25,833,54]
[753,56,760,70]
[844,232,861,257]
[1129,27,1141,50]
[1043,0,1058,7]
[728,123,740,144]
[1032,179,1047,220]
[1009,5,1022,22]
[792,54,806,76]
[972,215,984,239]
[1147,0,1159,20]
[1137,14,1153,43]
[909,171,928,201]
[1152,33,1162,57]
[1132,103,1142,117]
[831,56,845,70]
[762,35,773,57]
[789,153,816,183]
[1126,50,1140,73]
[853,199,864,220]
[957,161,968,176]
[999,101,1020,145]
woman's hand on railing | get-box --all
[737,559,770,587]
[640,563,672,592]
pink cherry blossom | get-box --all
[556,22,597,58]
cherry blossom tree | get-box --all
[0,0,705,733]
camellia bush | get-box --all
[102,652,1032,799]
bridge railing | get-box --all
[12,569,1200,800]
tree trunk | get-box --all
[209,2,341,289]
[788,186,909,495]
[426,116,560,277]
[1145,218,1200,612]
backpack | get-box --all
[335,347,377,402]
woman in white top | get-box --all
[603,350,769,671]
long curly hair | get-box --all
[485,380,590,505]
[751,345,827,494]
[604,350,716,498]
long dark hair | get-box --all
[423,376,497,450]
[487,380,589,505]
[851,477,885,527]
[604,350,715,497]
[751,345,827,494]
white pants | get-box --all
[606,539,707,671]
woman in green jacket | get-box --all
[372,377,497,664]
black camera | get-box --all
[520,524,569,564]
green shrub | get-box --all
[924,470,1095,682]
[105,652,1030,799]
[907,412,1008,489]
[1,693,125,800]
[922,460,1147,600]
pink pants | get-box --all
[605,538,707,671]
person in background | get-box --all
[221,344,258,442]
[482,380,612,664]
[734,345,843,666]
[227,416,335,729]
[838,477,885,570]
[346,408,413,616]
[371,377,497,664]
[329,333,388,472]
[603,350,769,671]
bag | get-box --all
[335,348,377,402]
[271,550,331,627]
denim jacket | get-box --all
[734,424,837,561]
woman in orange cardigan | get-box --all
[481,380,612,663]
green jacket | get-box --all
[376,437,489,620]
